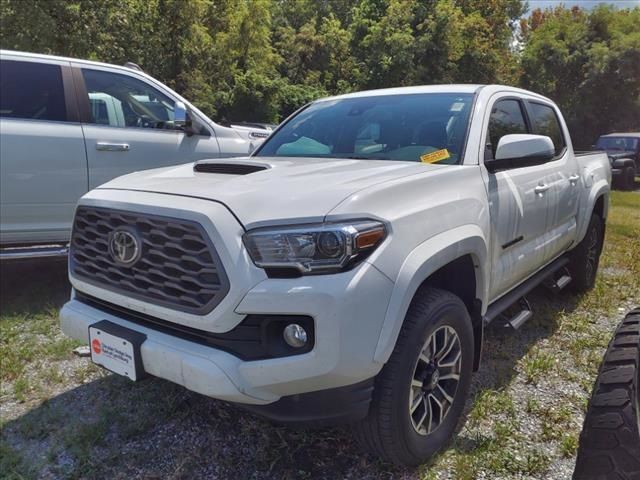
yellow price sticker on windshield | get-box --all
[420,149,450,164]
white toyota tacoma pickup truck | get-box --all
[60,85,610,466]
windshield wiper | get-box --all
[344,155,390,160]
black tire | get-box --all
[623,165,636,191]
[568,213,604,293]
[353,287,474,466]
[573,308,640,480]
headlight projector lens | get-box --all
[317,231,343,258]
[283,324,308,348]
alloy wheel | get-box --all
[409,325,462,435]
[585,224,599,283]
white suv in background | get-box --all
[0,50,268,256]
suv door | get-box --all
[526,100,580,263]
[482,96,553,301]
[73,65,221,189]
[0,57,87,245]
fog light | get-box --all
[283,324,308,348]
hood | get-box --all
[98,157,444,228]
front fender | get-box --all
[372,224,488,364]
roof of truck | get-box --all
[319,84,553,103]
[600,132,640,138]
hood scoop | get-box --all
[193,161,269,175]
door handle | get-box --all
[96,142,130,152]
[534,184,550,195]
[569,174,580,185]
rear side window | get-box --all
[0,60,67,121]
[487,99,528,158]
[528,102,566,157]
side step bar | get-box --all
[484,256,570,326]
[505,297,533,330]
[544,271,572,293]
[0,244,69,261]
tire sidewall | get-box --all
[584,215,604,288]
[626,166,636,191]
[571,213,604,292]
[390,296,474,461]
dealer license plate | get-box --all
[89,320,146,381]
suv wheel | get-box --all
[353,287,473,466]
[568,213,604,293]
[623,165,636,191]
[573,309,640,480]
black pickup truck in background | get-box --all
[594,133,639,190]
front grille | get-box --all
[70,206,229,314]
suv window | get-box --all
[81,69,178,130]
[528,102,566,157]
[487,99,528,158]
[0,60,67,122]
[596,136,639,152]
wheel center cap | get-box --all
[423,368,440,391]
[431,369,440,387]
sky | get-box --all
[525,0,640,11]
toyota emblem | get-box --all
[109,230,140,265]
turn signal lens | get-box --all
[355,227,386,249]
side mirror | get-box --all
[486,134,555,172]
[174,101,195,137]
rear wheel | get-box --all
[568,213,604,293]
[623,165,636,191]
[353,287,474,466]
[573,309,640,480]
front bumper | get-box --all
[60,260,394,406]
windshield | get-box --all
[255,93,474,164]
[596,136,639,152]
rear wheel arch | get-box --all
[593,193,606,221]
[576,184,609,246]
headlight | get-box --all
[243,220,387,275]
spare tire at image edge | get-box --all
[573,308,640,480]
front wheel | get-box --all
[568,213,604,293]
[353,287,474,466]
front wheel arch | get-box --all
[373,230,488,366]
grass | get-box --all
[520,349,555,384]
[560,434,579,458]
[0,189,638,480]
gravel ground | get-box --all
[1,190,638,480]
